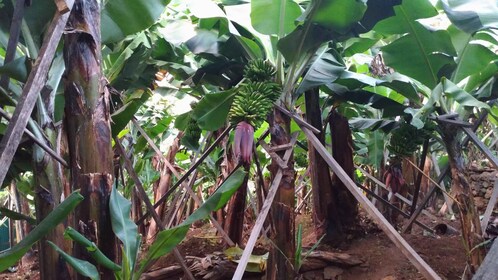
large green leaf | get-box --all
[137,168,246,277]
[182,168,246,225]
[367,130,385,169]
[354,0,401,33]
[299,49,422,97]
[136,225,190,277]
[277,24,331,63]
[110,187,140,276]
[64,227,121,272]
[374,0,456,88]
[452,29,498,83]
[441,0,498,34]
[311,0,367,33]
[350,118,397,131]
[192,89,237,131]
[104,33,149,84]
[296,48,346,95]
[332,89,406,118]
[250,0,301,36]
[0,0,170,47]
[102,0,171,44]
[436,78,490,109]
[0,192,83,272]
[48,241,99,280]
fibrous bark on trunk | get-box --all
[63,0,117,277]
[224,165,249,245]
[266,109,295,279]
[329,110,358,233]
[439,123,484,278]
[304,88,345,244]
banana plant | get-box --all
[49,168,245,280]
[337,0,498,275]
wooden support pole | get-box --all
[462,127,498,169]
[301,125,441,280]
[401,169,448,233]
[0,2,73,186]
[472,237,498,280]
[356,183,434,233]
[0,0,25,89]
[232,133,298,280]
[0,108,68,167]
[480,180,498,233]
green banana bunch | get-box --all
[182,116,201,150]
[243,59,277,82]
[228,81,281,128]
[387,122,432,158]
[228,59,282,129]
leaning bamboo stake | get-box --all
[481,179,498,233]
[0,108,68,167]
[404,159,459,203]
[300,126,442,280]
[232,132,298,280]
[0,0,73,186]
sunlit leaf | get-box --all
[251,0,301,36]
[441,0,498,34]
[102,0,171,43]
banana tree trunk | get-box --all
[63,0,117,277]
[224,164,249,245]
[33,130,70,279]
[329,110,358,229]
[439,123,484,277]
[304,89,343,244]
[266,109,295,279]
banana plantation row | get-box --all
[0,0,497,280]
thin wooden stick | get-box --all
[131,120,234,246]
[356,183,434,233]
[432,153,454,216]
[136,125,232,223]
[232,132,298,280]
[481,180,498,233]
[274,104,320,134]
[0,1,73,186]
[0,0,25,88]
[462,127,498,169]
[301,126,442,280]
[114,137,195,280]
[0,108,68,167]
[404,159,459,203]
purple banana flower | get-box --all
[233,121,254,164]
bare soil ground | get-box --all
[0,213,468,280]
